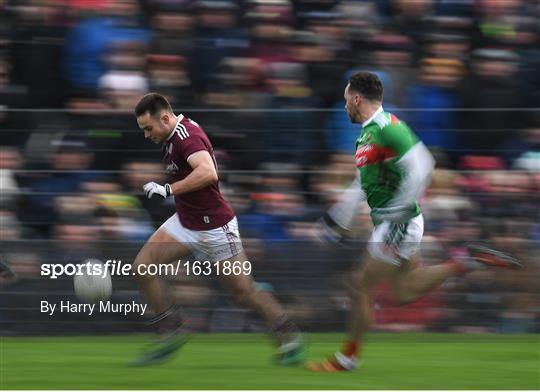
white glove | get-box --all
[143,182,172,199]
[371,205,417,224]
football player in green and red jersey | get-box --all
[308,72,522,372]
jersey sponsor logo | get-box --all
[355,144,374,167]
[355,144,396,168]
[166,161,179,174]
[358,133,371,145]
[177,123,190,140]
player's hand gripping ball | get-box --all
[143,182,172,199]
[73,259,112,303]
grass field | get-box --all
[1,333,538,389]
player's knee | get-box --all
[132,252,158,282]
[389,279,419,305]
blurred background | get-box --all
[0,0,539,336]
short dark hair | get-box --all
[134,93,173,117]
[348,72,383,102]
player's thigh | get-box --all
[354,216,424,292]
[349,253,399,294]
[134,227,192,268]
[388,255,420,296]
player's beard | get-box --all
[347,108,357,124]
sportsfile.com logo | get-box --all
[41,260,130,280]
[40,259,252,279]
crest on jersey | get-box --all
[166,162,179,173]
[359,133,372,144]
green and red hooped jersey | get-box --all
[355,108,422,217]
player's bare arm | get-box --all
[170,150,218,195]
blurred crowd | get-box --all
[0,0,539,334]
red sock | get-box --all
[341,341,359,358]
[443,259,470,276]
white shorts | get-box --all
[160,214,244,263]
[367,214,424,266]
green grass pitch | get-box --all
[1,333,538,389]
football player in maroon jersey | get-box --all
[130,93,305,366]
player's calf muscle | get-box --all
[229,282,255,303]
[220,273,256,302]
